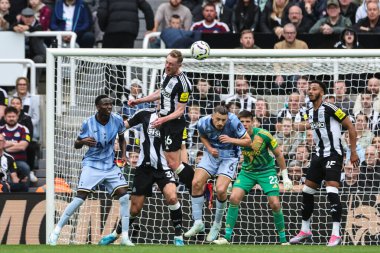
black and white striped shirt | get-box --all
[127,109,169,171]
[159,72,192,116]
[304,102,347,157]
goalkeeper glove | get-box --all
[281,169,293,191]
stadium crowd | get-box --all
[0,0,379,195]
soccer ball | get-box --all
[190,40,210,60]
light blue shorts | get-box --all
[78,165,128,196]
[197,151,239,179]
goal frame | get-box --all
[45,48,380,243]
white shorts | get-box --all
[78,165,128,196]
[197,151,239,179]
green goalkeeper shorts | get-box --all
[233,169,280,196]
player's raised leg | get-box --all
[184,168,210,237]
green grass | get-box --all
[0,245,378,253]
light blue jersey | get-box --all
[78,113,126,171]
[197,112,246,158]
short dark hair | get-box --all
[238,110,253,119]
[171,14,180,20]
[4,106,18,115]
[11,97,22,104]
[214,105,229,115]
[310,80,327,95]
[95,94,110,106]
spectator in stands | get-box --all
[193,0,234,30]
[225,75,256,112]
[0,107,30,189]
[0,0,15,31]
[358,145,380,191]
[334,27,361,49]
[294,144,311,169]
[355,0,380,23]
[294,76,310,106]
[97,0,154,49]
[299,0,327,25]
[277,92,305,123]
[0,133,28,192]
[12,77,40,180]
[186,103,201,149]
[237,29,260,49]
[274,118,303,160]
[160,14,201,48]
[354,77,380,115]
[50,0,95,48]
[121,78,152,118]
[354,1,380,32]
[253,98,277,135]
[341,160,360,192]
[283,160,305,192]
[305,129,314,151]
[190,78,221,116]
[274,23,309,49]
[12,8,46,86]
[226,99,241,116]
[309,0,352,34]
[8,0,27,22]
[153,0,192,32]
[333,80,355,115]
[190,2,230,32]
[285,4,314,33]
[29,0,51,31]
[339,0,358,24]
[0,87,8,119]
[260,0,293,38]
[354,90,380,131]
[372,135,380,147]
[233,0,259,33]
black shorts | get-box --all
[160,118,186,152]
[306,154,343,185]
[131,165,176,197]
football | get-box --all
[190,40,210,60]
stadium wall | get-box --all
[1,193,379,245]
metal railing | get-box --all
[142,32,166,49]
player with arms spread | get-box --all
[48,95,132,246]
[214,110,293,245]
[290,80,359,246]
[184,105,251,242]
[128,50,194,190]
[98,108,185,246]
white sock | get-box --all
[112,230,119,238]
[301,219,310,233]
[332,222,340,237]
[122,231,129,238]
[54,226,61,235]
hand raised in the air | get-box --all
[208,147,219,158]
[81,137,97,147]
[219,135,232,143]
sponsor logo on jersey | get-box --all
[270,139,278,148]
[179,92,189,102]
[147,127,160,137]
[161,89,171,98]
[310,121,325,129]
[335,108,346,120]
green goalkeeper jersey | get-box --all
[241,127,278,172]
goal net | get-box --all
[46,49,380,245]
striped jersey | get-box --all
[159,71,192,116]
[303,102,347,157]
[0,124,30,161]
[197,112,246,158]
[241,128,277,172]
[0,152,17,182]
[78,113,126,171]
[190,20,230,33]
[0,88,8,106]
[127,109,169,171]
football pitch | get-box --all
[1,245,378,253]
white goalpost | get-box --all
[46,48,380,245]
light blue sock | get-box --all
[191,195,204,221]
[56,197,84,232]
[119,194,130,236]
[215,198,227,225]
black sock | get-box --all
[116,216,136,235]
[327,192,342,222]
[177,162,194,191]
[301,192,314,221]
[170,206,183,236]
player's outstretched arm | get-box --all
[341,117,360,168]
[218,132,251,147]
[128,89,160,107]
[118,133,127,166]
[272,146,293,191]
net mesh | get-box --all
[51,55,380,245]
